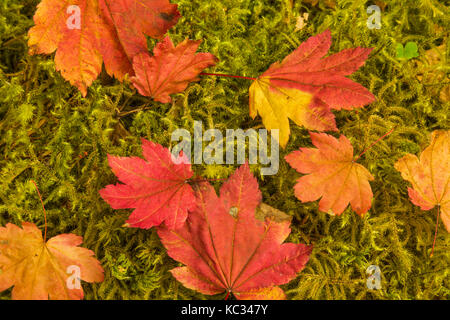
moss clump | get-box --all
[0,0,449,299]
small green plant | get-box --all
[395,42,419,60]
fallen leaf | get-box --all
[374,0,388,11]
[99,139,196,230]
[0,222,104,300]
[157,164,312,299]
[131,37,218,103]
[249,29,375,147]
[395,130,450,232]
[295,13,309,31]
[28,0,180,96]
[285,132,374,216]
[255,202,292,223]
[415,43,449,103]
[440,84,450,103]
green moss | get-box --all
[0,0,449,299]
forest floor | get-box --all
[0,0,449,299]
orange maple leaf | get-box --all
[0,222,104,300]
[285,132,374,216]
[395,130,450,232]
[131,37,218,103]
[28,0,180,96]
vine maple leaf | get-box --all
[28,0,180,96]
[395,130,450,232]
[0,222,104,300]
[99,139,196,230]
[249,29,375,148]
[285,132,374,216]
[157,164,312,300]
[131,37,218,103]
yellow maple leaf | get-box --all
[0,222,104,300]
[395,130,450,232]
[250,78,314,148]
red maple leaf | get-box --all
[131,37,218,103]
[260,29,375,110]
[28,0,180,96]
[158,164,312,299]
[99,139,196,230]
[249,29,375,147]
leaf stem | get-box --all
[200,72,257,81]
[430,205,440,258]
[354,127,395,162]
[31,180,47,242]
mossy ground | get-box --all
[0,0,449,299]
